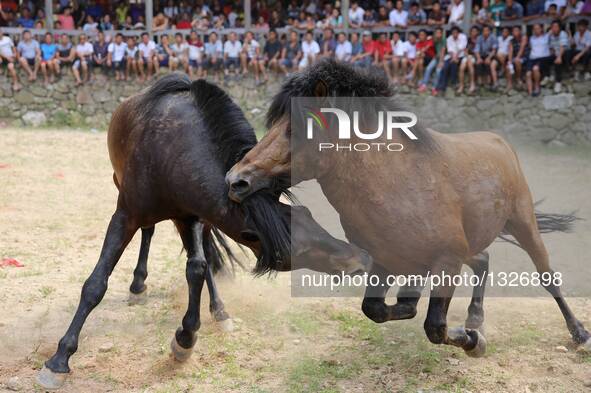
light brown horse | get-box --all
[226,60,590,357]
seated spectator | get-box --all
[352,31,375,68]
[415,29,435,88]
[241,31,264,84]
[122,15,135,30]
[138,32,156,81]
[496,26,514,92]
[254,16,269,29]
[375,32,393,74]
[107,33,127,81]
[299,30,320,70]
[389,31,407,83]
[319,27,336,58]
[35,9,46,27]
[17,30,40,82]
[349,1,365,28]
[0,27,20,90]
[458,25,479,94]
[563,0,584,18]
[204,31,223,81]
[279,30,301,75]
[153,12,169,31]
[502,0,524,20]
[434,26,467,96]
[545,0,567,14]
[525,0,546,19]
[428,2,446,25]
[350,32,364,62]
[39,32,58,85]
[408,2,427,25]
[56,34,73,71]
[376,6,390,26]
[115,2,129,26]
[475,24,499,90]
[170,32,189,72]
[269,10,284,29]
[262,29,282,73]
[448,0,465,25]
[223,31,242,77]
[546,4,559,17]
[508,26,529,89]
[526,23,551,96]
[16,7,34,28]
[100,14,113,31]
[567,19,591,80]
[187,30,204,79]
[176,12,192,29]
[548,19,569,93]
[405,32,419,85]
[476,0,493,25]
[335,32,352,62]
[389,0,408,28]
[153,34,172,74]
[125,37,140,81]
[82,15,99,35]
[163,0,179,19]
[93,31,108,70]
[72,34,93,85]
[85,0,104,21]
[418,27,446,92]
[362,8,377,27]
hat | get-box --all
[363,30,371,36]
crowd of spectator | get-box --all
[0,1,590,95]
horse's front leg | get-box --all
[37,207,138,389]
[170,219,207,362]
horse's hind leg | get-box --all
[464,251,489,332]
[203,229,233,332]
[170,218,207,362]
[37,207,138,389]
[505,201,591,350]
[128,225,155,305]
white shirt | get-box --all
[224,40,242,58]
[244,39,260,59]
[348,7,365,25]
[392,39,407,56]
[449,1,465,24]
[529,33,550,59]
[138,40,156,58]
[335,41,352,61]
[108,42,127,62]
[302,40,320,58]
[188,42,204,60]
[573,30,591,51]
[171,42,188,57]
[446,33,467,57]
[0,36,15,58]
[405,42,417,59]
[76,42,94,57]
[544,0,567,11]
[389,9,408,27]
[125,46,138,58]
[497,35,512,55]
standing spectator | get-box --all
[223,31,242,78]
[389,31,407,83]
[153,34,172,74]
[415,29,435,88]
[526,23,551,96]
[187,30,204,79]
[475,24,499,90]
[17,30,40,82]
[125,37,139,81]
[428,2,446,25]
[502,0,524,20]
[448,0,465,25]
[568,19,591,80]
[40,32,58,85]
[299,30,320,70]
[548,19,569,93]
[489,0,506,23]
[72,34,93,85]
[508,25,529,89]
[163,0,179,19]
[204,31,223,80]
[115,2,129,26]
[389,0,408,28]
[419,27,446,92]
[319,27,336,59]
[16,7,34,28]
[279,30,301,75]
[262,29,282,73]
[241,31,263,84]
[138,32,156,81]
[57,6,75,30]
[92,31,108,71]
[170,32,188,72]
[349,1,365,28]
[335,32,353,62]
[408,2,427,25]
[434,26,467,95]
[497,26,514,91]
[458,25,479,94]
[525,0,546,18]
[107,33,127,81]
[0,27,20,90]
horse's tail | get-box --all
[204,227,245,275]
[498,209,580,249]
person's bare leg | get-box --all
[526,70,533,95]
[19,57,34,80]
[8,62,20,90]
[72,65,82,85]
[41,62,49,85]
[457,61,466,93]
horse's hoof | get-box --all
[170,337,193,362]
[465,329,487,358]
[578,337,591,353]
[128,290,148,306]
[36,365,68,390]
[217,318,234,332]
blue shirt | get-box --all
[40,43,57,60]
[16,17,34,28]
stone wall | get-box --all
[1,71,590,145]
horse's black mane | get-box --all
[266,59,436,149]
[136,73,290,275]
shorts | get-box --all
[188,59,201,68]
[159,55,169,67]
[224,57,240,69]
[526,57,550,73]
[73,58,91,69]
[25,57,36,66]
[280,58,294,68]
[476,62,491,76]
[460,55,475,66]
[205,58,222,70]
[113,59,125,70]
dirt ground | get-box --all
[0,128,590,393]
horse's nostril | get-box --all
[231,179,250,194]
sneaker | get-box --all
[574,71,581,81]
[553,82,562,94]
[431,88,438,96]
[417,84,427,93]
[585,72,591,81]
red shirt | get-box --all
[375,39,392,60]
[416,38,435,58]
[362,39,375,55]
[176,20,191,29]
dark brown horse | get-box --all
[226,59,590,358]
[37,74,371,389]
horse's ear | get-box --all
[314,80,328,97]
